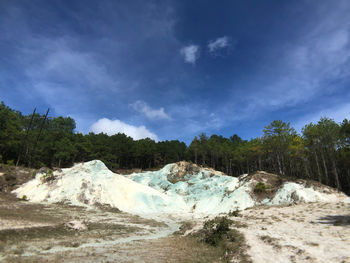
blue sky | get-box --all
[1,0,350,143]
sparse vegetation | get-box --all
[260,235,282,250]
[195,216,251,262]
[174,221,196,235]
[254,182,267,193]
[6,160,14,166]
[228,209,240,217]
[201,216,233,246]
[41,169,55,182]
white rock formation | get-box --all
[12,160,350,216]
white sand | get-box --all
[235,203,350,263]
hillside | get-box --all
[13,160,350,215]
[0,160,349,262]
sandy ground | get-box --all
[234,202,350,263]
[1,191,350,262]
[0,193,222,262]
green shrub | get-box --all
[6,160,14,166]
[228,209,240,217]
[21,195,27,201]
[41,169,55,182]
[254,182,266,193]
[202,216,233,246]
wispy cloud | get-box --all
[293,102,350,132]
[231,4,350,118]
[208,36,230,53]
[0,1,177,133]
[14,36,122,131]
[90,118,158,141]
[180,44,200,64]
[24,38,116,88]
[130,100,171,120]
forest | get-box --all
[1,101,349,194]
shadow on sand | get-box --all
[318,215,350,226]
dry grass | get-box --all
[0,165,36,192]
[0,192,168,261]
[173,221,196,235]
[259,235,282,250]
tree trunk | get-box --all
[346,169,350,189]
[281,154,286,176]
[289,158,293,177]
[258,156,262,171]
[331,153,340,190]
[314,151,322,183]
[277,154,283,175]
[303,158,310,179]
[321,151,329,185]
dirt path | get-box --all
[0,193,222,262]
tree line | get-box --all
[1,102,349,194]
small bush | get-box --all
[31,171,37,178]
[41,169,55,182]
[254,182,266,193]
[6,160,14,166]
[202,216,233,246]
[197,216,250,262]
[21,195,27,201]
[228,209,240,217]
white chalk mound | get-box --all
[12,160,350,215]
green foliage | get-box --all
[6,160,14,166]
[0,102,22,163]
[228,209,240,217]
[41,169,55,182]
[202,216,233,246]
[1,101,350,195]
[254,182,266,193]
[21,195,27,201]
[199,216,249,262]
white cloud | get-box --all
[90,118,158,141]
[208,36,230,53]
[130,100,171,120]
[180,45,200,64]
